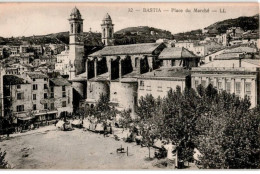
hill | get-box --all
[114,26,174,44]
[174,14,259,41]
[205,14,259,33]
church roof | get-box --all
[103,13,112,21]
[158,47,198,59]
[89,43,164,57]
[70,7,81,19]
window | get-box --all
[146,86,151,91]
[50,93,54,98]
[157,86,163,92]
[218,81,222,90]
[33,84,38,90]
[209,79,214,85]
[135,58,138,68]
[17,93,23,100]
[195,80,199,88]
[50,87,54,92]
[171,60,176,66]
[44,84,48,89]
[50,103,55,110]
[17,84,21,89]
[235,82,241,95]
[44,93,48,99]
[62,91,66,98]
[209,56,212,61]
[201,80,206,88]
[44,78,47,81]
[33,94,37,100]
[62,101,66,107]
[226,82,231,93]
[33,78,35,81]
[140,81,144,90]
[71,24,73,33]
[44,103,48,110]
[16,105,24,112]
[62,86,66,92]
[33,104,37,110]
[245,82,251,95]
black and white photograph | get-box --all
[0,1,259,170]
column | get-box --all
[119,58,122,79]
[94,58,97,78]
[86,59,89,79]
[241,78,245,99]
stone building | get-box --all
[138,68,191,100]
[68,7,85,79]
[86,42,166,113]
[49,77,73,117]
[137,47,198,100]
[191,59,260,108]
[3,75,32,120]
[101,13,115,46]
[158,47,199,68]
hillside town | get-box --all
[0,6,260,170]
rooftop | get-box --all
[50,77,71,86]
[158,47,197,59]
[223,46,257,54]
[89,43,164,57]
[26,72,48,79]
[3,75,29,85]
[139,67,190,79]
[215,53,242,60]
[242,59,260,66]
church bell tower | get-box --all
[68,7,84,79]
[101,13,115,46]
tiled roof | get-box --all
[89,43,163,57]
[242,59,260,67]
[139,67,190,79]
[26,72,48,79]
[224,46,257,54]
[215,53,241,60]
[3,75,29,85]
[158,47,197,59]
[50,77,71,86]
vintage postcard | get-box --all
[0,2,259,170]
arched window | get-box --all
[109,28,112,38]
[135,58,138,68]
[71,24,73,33]
[77,24,81,33]
[103,28,106,38]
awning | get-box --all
[47,110,58,114]
[17,116,35,121]
[35,112,48,116]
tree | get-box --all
[0,149,8,169]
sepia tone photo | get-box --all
[0,2,259,170]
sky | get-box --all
[0,2,258,37]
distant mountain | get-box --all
[174,14,259,41]
[114,26,174,44]
[205,14,259,33]
[0,31,103,46]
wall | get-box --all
[138,78,186,100]
[87,81,109,103]
[53,85,73,117]
[11,83,32,116]
[31,78,49,112]
[191,73,258,108]
[110,82,138,112]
